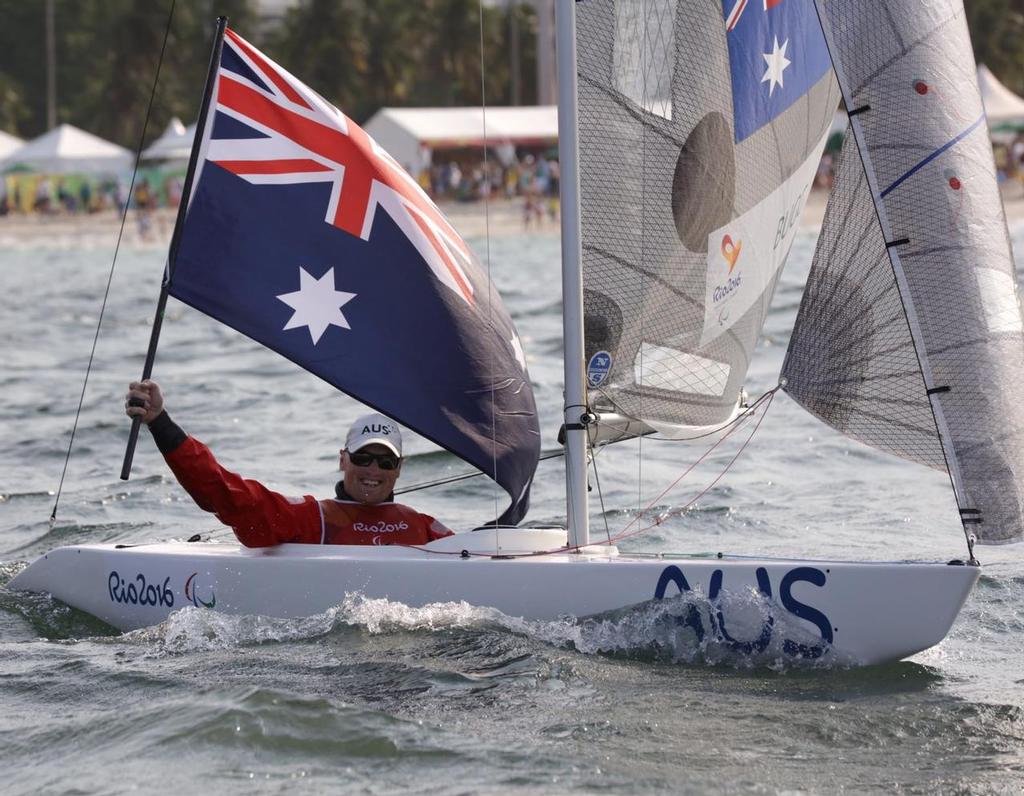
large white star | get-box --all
[276,267,356,345]
[510,334,527,371]
[761,36,791,96]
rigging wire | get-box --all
[607,387,777,546]
[395,385,764,497]
[589,442,613,544]
[398,385,779,558]
[50,0,177,522]
[396,448,565,496]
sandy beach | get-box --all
[1,185,1022,250]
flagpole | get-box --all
[120,16,228,481]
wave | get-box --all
[0,562,121,640]
[4,519,152,557]
[100,589,855,671]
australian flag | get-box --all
[723,0,832,142]
[170,28,539,525]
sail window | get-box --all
[634,343,730,396]
[975,268,1024,335]
[613,0,677,121]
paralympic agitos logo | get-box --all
[184,572,216,608]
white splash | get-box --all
[122,590,848,669]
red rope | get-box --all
[606,388,775,546]
[400,387,778,559]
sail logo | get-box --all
[184,572,216,608]
[700,129,827,346]
[721,234,742,273]
[653,564,833,658]
[773,186,807,252]
[712,275,743,304]
[711,234,743,305]
[587,351,612,387]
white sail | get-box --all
[576,0,839,431]
[783,0,1024,543]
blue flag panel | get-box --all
[723,0,832,142]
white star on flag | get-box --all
[761,36,791,96]
[276,266,356,345]
[510,334,527,370]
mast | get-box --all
[555,0,589,548]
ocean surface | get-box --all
[1,215,1023,794]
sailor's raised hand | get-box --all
[125,380,164,424]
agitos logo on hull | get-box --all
[184,572,216,608]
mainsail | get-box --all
[168,29,539,525]
[576,0,839,431]
[782,0,1024,543]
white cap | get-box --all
[345,412,403,457]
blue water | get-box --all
[1,215,1023,793]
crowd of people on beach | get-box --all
[3,135,1023,232]
[0,150,562,229]
[0,173,182,218]
[417,151,561,227]
[994,134,1024,191]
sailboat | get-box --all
[10,0,1020,666]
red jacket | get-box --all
[163,435,454,547]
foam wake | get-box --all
[122,589,847,669]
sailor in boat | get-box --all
[124,380,454,547]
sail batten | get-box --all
[783,0,1024,543]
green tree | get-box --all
[0,72,30,134]
[268,0,538,122]
[965,0,1024,95]
[0,0,257,146]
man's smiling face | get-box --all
[340,444,402,504]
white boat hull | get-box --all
[8,529,979,666]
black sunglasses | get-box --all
[348,450,400,470]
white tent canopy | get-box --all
[363,106,559,172]
[141,117,196,162]
[1,123,132,174]
[0,129,24,161]
[977,64,1024,126]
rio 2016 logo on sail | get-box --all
[712,234,743,305]
[653,564,834,658]
[108,570,174,608]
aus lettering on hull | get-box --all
[654,564,833,659]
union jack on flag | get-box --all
[206,28,475,304]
